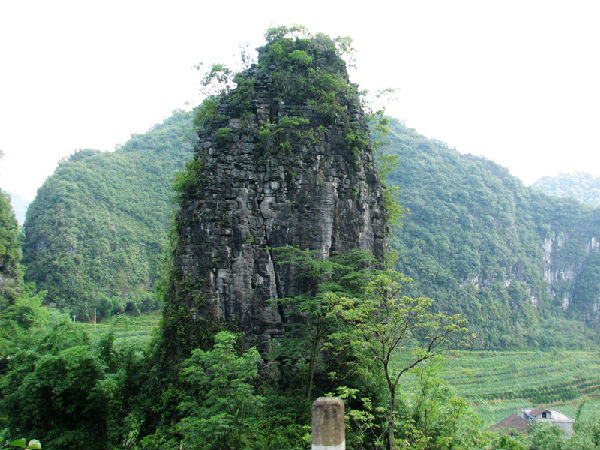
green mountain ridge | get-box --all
[385,118,600,347]
[22,110,195,317]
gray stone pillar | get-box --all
[312,397,345,450]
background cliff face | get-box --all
[384,119,600,347]
[161,33,387,355]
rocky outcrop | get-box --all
[162,33,387,355]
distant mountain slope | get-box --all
[22,111,195,318]
[384,118,600,348]
[532,172,600,206]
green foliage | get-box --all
[288,49,313,66]
[0,297,156,450]
[369,112,406,228]
[489,433,529,450]
[199,64,235,98]
[529,422,565,450]
[396,362,489,450]
[269,247,379,401]
[224,25,365,162]
[264,25,310,43]
[22,110,195,319]
[214,127,233,148]
[172,158,205,202]
[565,414,600,450]
[193,96,223,131]
[175,331,264,449]
[271,247,466,450]
[0,285,47,359]
[1,321,107,449]
[0,189,21,281]
[326,386,385,450]
[332,269,467,450]
[572,252,600,322]
[6,438,42,449]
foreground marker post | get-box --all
[312,397,345,450]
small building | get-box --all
[521,408,575,437]
[491,408,575,437]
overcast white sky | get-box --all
[1,0,599,204]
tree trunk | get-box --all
[307,331,319,400]
[388,387,396,450]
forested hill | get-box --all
[22,110,195,318]
[385,118,600,348]
[532,172,600,206]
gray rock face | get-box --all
[165,42,387,353]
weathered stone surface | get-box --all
[163,36,387,354]
[312,397,345,450]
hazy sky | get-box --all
[1,0,599,204]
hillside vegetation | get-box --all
[0,190,20,283]
[384,118,600,348]
[22,111,195,318]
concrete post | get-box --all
[312,397,345,450]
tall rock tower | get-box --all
[160,29,387,358]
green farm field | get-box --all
[404,349,600,425]
[88,310,161,349]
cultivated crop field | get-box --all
[436,350,600,424]
[90,311,161,349]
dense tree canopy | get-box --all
[0,189,20,282]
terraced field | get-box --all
[443,350,600,401]
[433,350,600,424]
